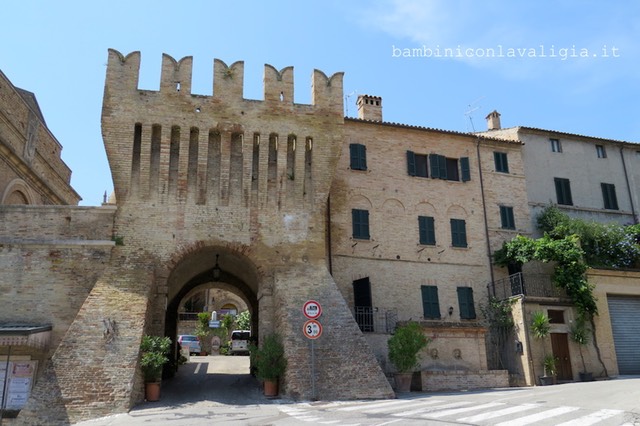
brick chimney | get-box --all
[486,110,501,130]
[357,95,382,121]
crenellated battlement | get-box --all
[104,49,343,108]
[102,49,345,212]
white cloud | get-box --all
[358,0,640,85]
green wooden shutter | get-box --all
[349,144,358,169]
[457,287,476,319]
[438,155,447,180]
[429,154,440,178]
[451,219,467,247]
[407,151,416,176]
[460,157,470,182]
[352,209,370,239]
[419,216,435,245]
[350,144,366,170]
[421,286,441,319]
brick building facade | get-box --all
[1,51,638,424]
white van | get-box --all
[230,330,251,355]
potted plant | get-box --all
[252,333,287,397]
[387,321,429,392]
[570,316,593,381]
[195,312,212,355]
[140,335,171,401]
[530,311,556,385]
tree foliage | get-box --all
[387,322,430,373]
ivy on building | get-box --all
[493,206,640,376]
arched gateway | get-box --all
[17,50,392,424]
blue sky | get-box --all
[2,1,639,206]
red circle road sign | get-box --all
[303,319,323,339]
[302,300,322,319]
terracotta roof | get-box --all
[499,126,640,146]
[345,117,522,145]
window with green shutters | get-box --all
[418,216,436,245]
[494,152,509,173]
[450,218,467,248]
[421,285,441,319]
[429,154,470,182]
[349,143,367,170]
[554,177,573,205]
[351,209,370,239]
[406,151,428,177]
[499,206,515,229]
[457,287,476,319]
[601,183,619,210]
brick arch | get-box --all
[163,242,262,360]
[349,194,373,210]
[1,178,36,205]
[415,201,437,217]
[446,204,469,218]
[381,198,405,216]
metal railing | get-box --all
[488,272,568,300]
[178,312,199,321]
[353,307,398,334]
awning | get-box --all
[0,325,52,350]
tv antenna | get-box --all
[345,90,358,117]
[464,96,485,132]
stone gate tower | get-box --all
[19,49,393,424]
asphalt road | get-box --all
[74,356,640,425]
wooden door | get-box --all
[551,333,573,381]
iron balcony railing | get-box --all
[352,307,398,334]
[178,312,199,321]
[488,272,568,300]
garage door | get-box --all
[608,296,640,374]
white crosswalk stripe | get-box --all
[494,406,581,426]
[427,401,505,418]
[280,398,628,426]
[458,403,541,422]
[554,408,625,426]
[393,400,473,416]
[362,399,442,415]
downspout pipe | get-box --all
[620,147,638,224]
[476,137,496,286]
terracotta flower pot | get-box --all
[394,372,412,392]
[145,382,161,401]
[263,379,278,397]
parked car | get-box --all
[230,330,251,355]
[177,334,201,355]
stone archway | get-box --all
[161,245,261,373]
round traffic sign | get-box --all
[302,300,322,319]
[303,319,323,339]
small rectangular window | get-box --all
[421,285,441,319]
[601,183,619,210]
[548,310,565,324]
[446,158,460,181]
[554,177,573,206]
[407,151,428,177]
[349,143,367,170]
[418,216,436,245]
[457,287,476,319]
[550,138,562,153]
[351,209,370,239]
[494,152,509,173]
[500,206,516,229]
[450,218,467,248]
[596,144,607,158]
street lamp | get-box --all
[212,254,221,280]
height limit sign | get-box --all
[302,300,322,339]
[302,300,322,320]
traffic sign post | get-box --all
[303,300,322,319]
[302,300,323,400]
[303,319,323,339]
